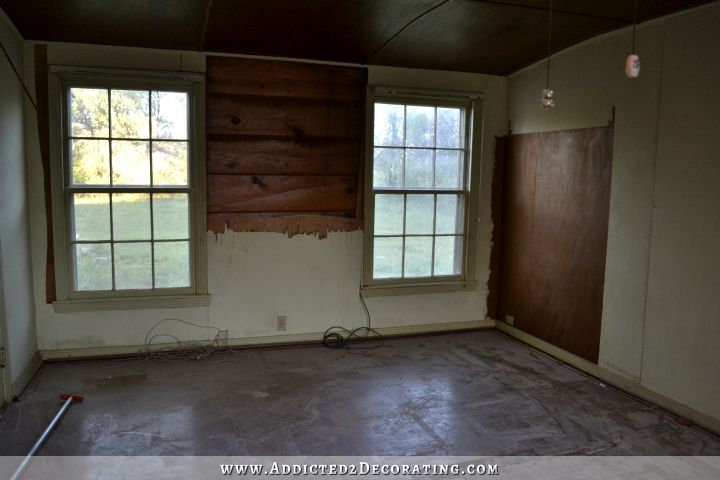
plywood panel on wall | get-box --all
[496,126,613,362]
[206,56,367,237]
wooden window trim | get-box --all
[362,87,484,295]
[47,68,209,311]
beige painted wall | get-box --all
[508,3,720,421]
[640,7,720,421]
[22,44,507,351]
[0,10,37,384]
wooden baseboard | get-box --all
[11,351,43,397]
[495,321,720,435]
[40,319,496,361]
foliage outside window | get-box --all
[368,99,471,285]
[65,85,194,294]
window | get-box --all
[49,70,208,309]
[364,94,478,292]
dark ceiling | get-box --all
[0,0,711,75]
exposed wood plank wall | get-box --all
[205,57,367,237]
[495,126,613,362]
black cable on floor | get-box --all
[322,287,384,349]
[322,326,384,350]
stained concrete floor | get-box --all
[1,330,719,456]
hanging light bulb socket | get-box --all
[625,0,641,78]
[625,54,641,78]
[541,0,556,109]
[542,88,555,109]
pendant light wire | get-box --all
[546,0,553,88]
[632,0,638,53]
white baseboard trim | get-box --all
[11,351,43,397]
[495,321,720,435]
[39,319,496,361]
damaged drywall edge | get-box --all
[208,216,363,240]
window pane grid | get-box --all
[372,190,465,280]
[401,194,407,276]
[108,89,114,188]
[372,188,463,193]
[149,90,155,289]
[68,136,188,142]
[109,193,116,291]
[373,104,464,190]
[67,86,191,292]
[431,193,437,277]
[72,238,189,244]
[68,88,189,189]
[70,192,190,291]
[431,107,437,201]
[373,236,464,279]
[372,145,464,151]
[374,234,462,238]
[108,89,116,290]
[372,101,467,281]
[69,143,189,188]
[69,187,191,193]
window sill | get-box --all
[361,281,476,297]
[52,294,211,313]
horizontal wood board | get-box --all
[206,56,366,236]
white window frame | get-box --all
[48,67,209,312]
[362,87,483,296]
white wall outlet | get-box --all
[277,315,287,332]
[217,329,229,342]
[505,314,515,326]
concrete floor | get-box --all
[1,330,718,456]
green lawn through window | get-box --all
[73,196,190,290]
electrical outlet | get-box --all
[277,315,287,332]
[505,314,515,326]
[217,329,229,343]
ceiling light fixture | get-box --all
[625,0,641,78]
[541,0,555,109]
